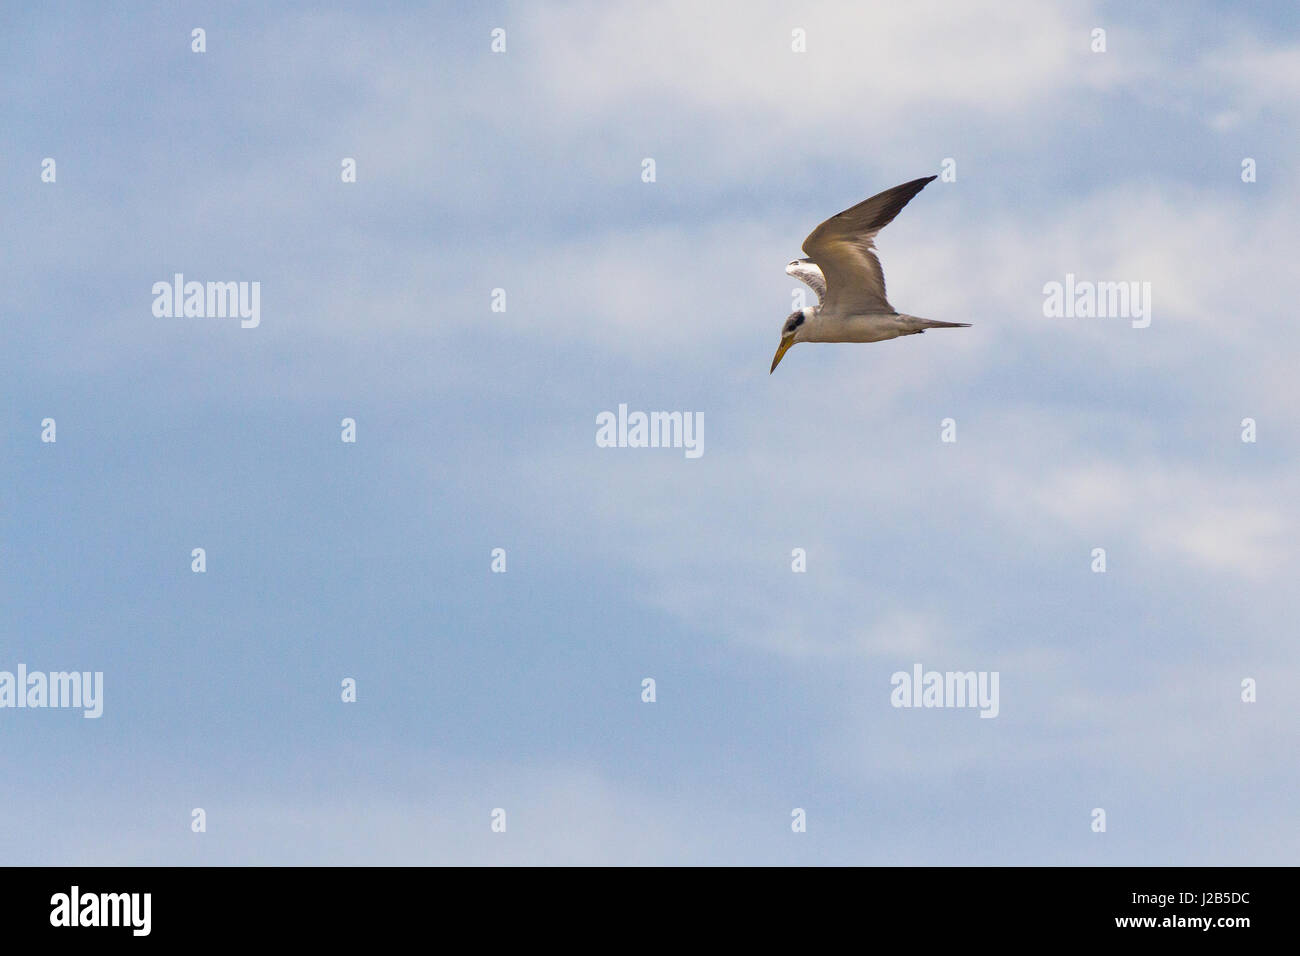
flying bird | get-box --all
[770,175,969,373]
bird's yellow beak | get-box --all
[770,335,794,374]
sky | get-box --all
[1,0,1297,865]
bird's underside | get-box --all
[771,176,970,372]
[797,309,968,343]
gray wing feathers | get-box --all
[801,175,936,315]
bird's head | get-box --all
[770,309,807,373]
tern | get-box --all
[770,175,969,373]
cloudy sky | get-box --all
[2,1,1297,864]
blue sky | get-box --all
[2,1,1297,864]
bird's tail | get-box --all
[899,315,971,332]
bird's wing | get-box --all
[802,175,936,316]
[785,260,826,303]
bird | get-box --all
[770,175,970,373]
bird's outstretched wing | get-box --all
[801,175,936,316]
[785,259,826,303]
